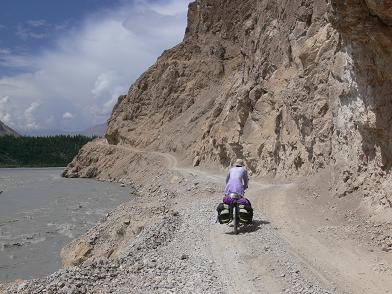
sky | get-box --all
[0,0,190,134]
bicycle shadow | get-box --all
[225,219,270,235]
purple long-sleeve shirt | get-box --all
[224,166,249,196]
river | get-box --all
[0,168,133,281]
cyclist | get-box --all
[224,159,248,197]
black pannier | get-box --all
[216,203,231,224]
[239,204,253,224]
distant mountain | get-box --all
[0,120,19,137]
[22,128,67,137]
[70,123,106,137]
[20,123,107,137]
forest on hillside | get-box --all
[0,135,93,167]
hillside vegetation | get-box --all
[0,135,93,167]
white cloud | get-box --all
[16,19,50,40]
[0,0,190,132]
[0,49,35,68]
[0,96,12,124]
[62,112,74,119]
[24,102,40,129]
[0,48,11,55]
[26,19,47,27]
[17,24,47,40]
[148,0,189,15]
[91,71,120,97]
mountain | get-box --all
[70,123,106,137]
[67,0,392,210]
[0,120,19,137]
[19,123,106,137]
[22,129,68,137]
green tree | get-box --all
[0,135,94,167]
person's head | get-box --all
[234,159,244,167]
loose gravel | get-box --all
[2,155,346,294]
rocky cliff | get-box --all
[0,120,19,137]
[68,0,392,211]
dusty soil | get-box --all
[256,173,392,294]
[2,141,392,293]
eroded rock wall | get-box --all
[330,0,392,207]
[100,0,392,208]
[106,0,336,176]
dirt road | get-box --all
[116,142,392,294]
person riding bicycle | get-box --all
[217,158,253,227]
[224,159,249,198]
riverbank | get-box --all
[1,141,229,293]
[0,168,133,282]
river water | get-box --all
[0,168,133,282]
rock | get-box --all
[88,236,97,245]
[0,120,19,137]
[364,0,392,26]
[180,254,189,260]
[61,241,93,266]
[16,283,26,291]
[192,156,200,167]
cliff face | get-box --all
[331,0,392,206]
[100,0,392,209]
[0,120,19,137]
[106,0,333,174]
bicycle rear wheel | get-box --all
[233,204,238,235]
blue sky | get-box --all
[0,0,190,133]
